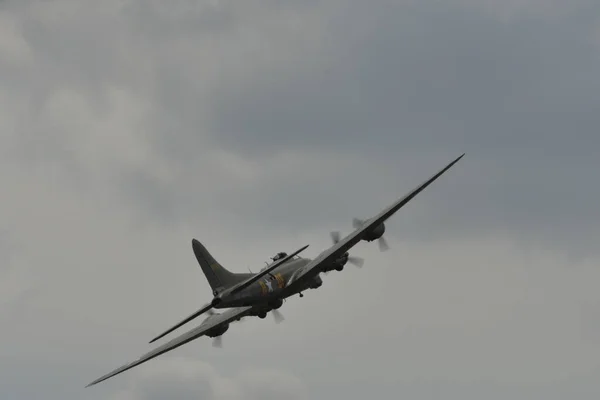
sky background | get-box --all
[1,1,600,399]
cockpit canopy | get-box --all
[259,251,297,272]
[271,252,288,261]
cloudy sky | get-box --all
[1,0,600,399]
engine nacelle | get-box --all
[308,274,323,289]
[206,322,229,338]
[251,299,284,320]
[268,298,283,310]
[321,252,348,273]
[362,222,385,242]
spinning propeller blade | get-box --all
[329,230,364,268]
[212,336,223,348]
[378,236,389,252]
[347,255,365,268]
[330,231,341,244]
[272,309,285,324]
[353,217,390,252]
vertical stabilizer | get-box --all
[191,239,250,292]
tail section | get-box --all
[192,239,251,293]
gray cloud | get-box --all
[1,1,600,400]
[5,0,600,255]
[195,0,600,253]
[208,1,600,148]
[110,357,307,400]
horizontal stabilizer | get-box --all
[148,301,216,343]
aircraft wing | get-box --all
[86,306,253,388]
[286,153,465,290]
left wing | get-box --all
[286,153,464,290]
[86,306,253,388]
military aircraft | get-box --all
[85,153,465,388]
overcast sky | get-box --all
[1,1,600,399]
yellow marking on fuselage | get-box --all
[275,273,285,288]
[258,280,268,295]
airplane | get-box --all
[85,153,465,388]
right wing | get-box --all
[86,306,253,388]
[286,153,465,290]
[148,244,309,343]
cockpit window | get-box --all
[260,251,294,272]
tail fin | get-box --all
[192,239,251,292]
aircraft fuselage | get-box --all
[214,257,326,313]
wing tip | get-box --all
[446,152,465,169]
[85,374,110,388]
[148,331,171,344]
[85,380,99,388]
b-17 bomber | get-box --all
[86,153,465,388]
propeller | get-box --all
[330,230,341,244]
[210,312,245,349]
[212,308,281,348]
[352,218,389,252]
[329,231,365,268]
[212,336,223,348]
[348,255,365,268]
[377,236,389,252]
[272,309,285,324]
